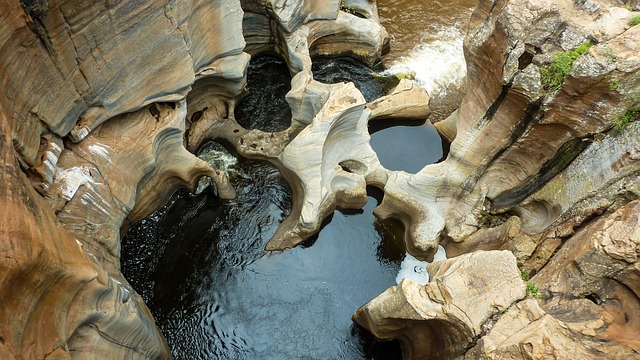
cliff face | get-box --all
[1,0,639,359]
[1,0,246,357]
[355,0,640,358]
[0,0,395,358]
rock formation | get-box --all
[354,250,526,359]
[1,0,247,357]
[1,0,404,357]
[1,0,640,358]
[354,0,640,358]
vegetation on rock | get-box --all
[540,42,593,91]
[525,282,544,299]
[615,107,639,129]
[630,15,640,27]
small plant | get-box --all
[540,41,593,91]
[615,107,639,129]
[478,210,508,227]
[525,282,545,299]
[609,79,621,90]
[520,268,530,281]
[630,15,640,27]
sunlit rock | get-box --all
[353,250,525,359]
[265,82,386,250]
[367,79,431,121]
[380,0,640,261]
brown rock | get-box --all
[353,250,525,359]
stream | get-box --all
[121,1,474,358]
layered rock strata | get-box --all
[2,0,640,358]
[2,0,247,357]
[355,0,640,358]
[1,0,410,357]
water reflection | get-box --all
[121,146,405,359]
[369,119,448,173]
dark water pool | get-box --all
[235,56,292,132]
[312,57,448,173]
[312,57,398,103]
[121,150,405,359]
[369,119,448,174]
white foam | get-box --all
[382,26,467,97]
[396,245,447,285]
[198,144,238,173]
[196,143,238,194]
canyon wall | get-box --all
[355,0,640,358]
[0,0,395,357]
[1,0,639,358]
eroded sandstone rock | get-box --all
[354,250,525,359]
[467,200,640,359]
[374,0,640,262]
[367,79,431,121]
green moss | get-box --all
[525,282,544,299]
[615,107,639,129]
[520,268,530,282]
[630,15,640,27]
[540,41,593,91]
[609,79,621,90]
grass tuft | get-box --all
[615,107,639,130]
[540,42,593,91]
[525,282,545,299]
[630,15,640,27]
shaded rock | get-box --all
[353,250,525,359]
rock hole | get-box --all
[191,110,203,123]
[585,293,603,305]
[366,185,384,205]
[149,104,160,119]
[233,129,240,133]
[625,312,630,323]
[518,51,534,70]
[339,160,367,175]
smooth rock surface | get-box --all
[353,250,525,359]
